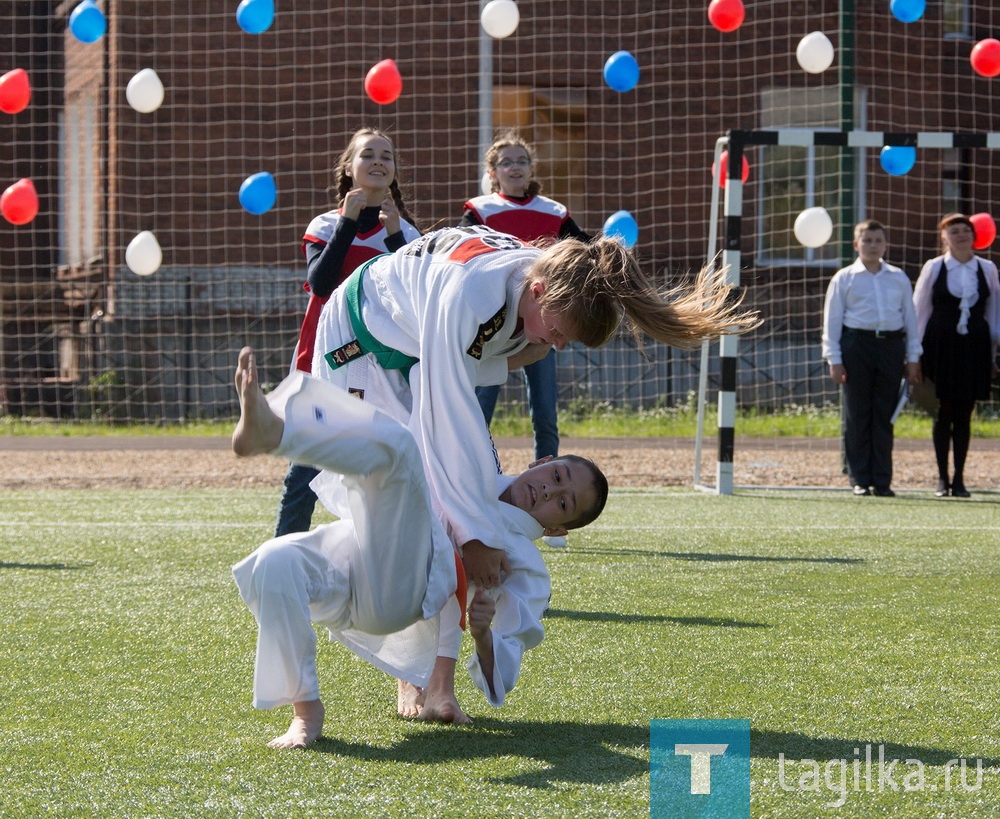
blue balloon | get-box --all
[236,0,275,35]
[69,0,107,44]
[239,172,277,215]
[879,146,917,176]
[603,210,639,248]
[890,0,925,24]
[603,51,640,93]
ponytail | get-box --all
[531,237,761,349]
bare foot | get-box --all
[417,657,472,724]
[232,346,283,457]
[267,699,325,749]
[397,679,424,718]
[418,690,472,725]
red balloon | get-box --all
[708,0,745,33]
[0,68,31,115]
[1,178,39,225]
[970,38,1000,78]
[364,59,402,106]
[970,212,996,250]
[712,150,751,187]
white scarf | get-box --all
[951,258,980,336]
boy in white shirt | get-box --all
[822,220,922,496]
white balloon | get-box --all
[126,230,163,276]
[480,171,492,195]
[126,68,165,113]
[793,207,834,248]
[481,0,520,39]
[796,31,835,74]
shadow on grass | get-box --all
[665,552,863,565]
[569,546,863,565]
[752,729,1000,768]
[544,608,769,629]
[313,718,649,787]
[0,561,88,571]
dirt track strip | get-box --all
[1,436,998,492]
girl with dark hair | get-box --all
[275,128,420,536]
[913,213,1000,497]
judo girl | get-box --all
[309,225,761,594]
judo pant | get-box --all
[232,372,442,709]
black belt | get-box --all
[843,327,906,339]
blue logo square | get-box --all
[650,719,750,818]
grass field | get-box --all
[3,486,998,818]
[3,403,999,440]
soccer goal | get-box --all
[695,128,1000,495]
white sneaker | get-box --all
[542,535,567,549]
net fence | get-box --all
[1,1,997,451]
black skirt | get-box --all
[920,262,993,403]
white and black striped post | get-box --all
[716,135,745,495]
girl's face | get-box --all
[942,222,974,257]
[518,280,576,350]
[348,135,396,193]
[490,145,532,197]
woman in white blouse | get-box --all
[913,213,1000,497]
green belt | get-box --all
[323,255,419,377]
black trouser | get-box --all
[840,328,905,489]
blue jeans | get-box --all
[476,349,559,460]
[274,462,320,537]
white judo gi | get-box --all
[311,226,542,556]
[231,372,456,709]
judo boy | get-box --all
[399,450,608,725]
[230,347,607,748]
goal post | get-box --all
[697,128,1000,495]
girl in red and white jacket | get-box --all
[276,128,420,537]
[458,131,590,548]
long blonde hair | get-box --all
[529,237,762,349]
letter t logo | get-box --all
[674,744,729,794]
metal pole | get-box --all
[694,136,729,488]
[478,3,493,175]
[838,0,856,257]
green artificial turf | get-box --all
[2,487,997,817]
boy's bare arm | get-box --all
[468,587,497,700]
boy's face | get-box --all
[502,457,598,536]
[854,228,886,266]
